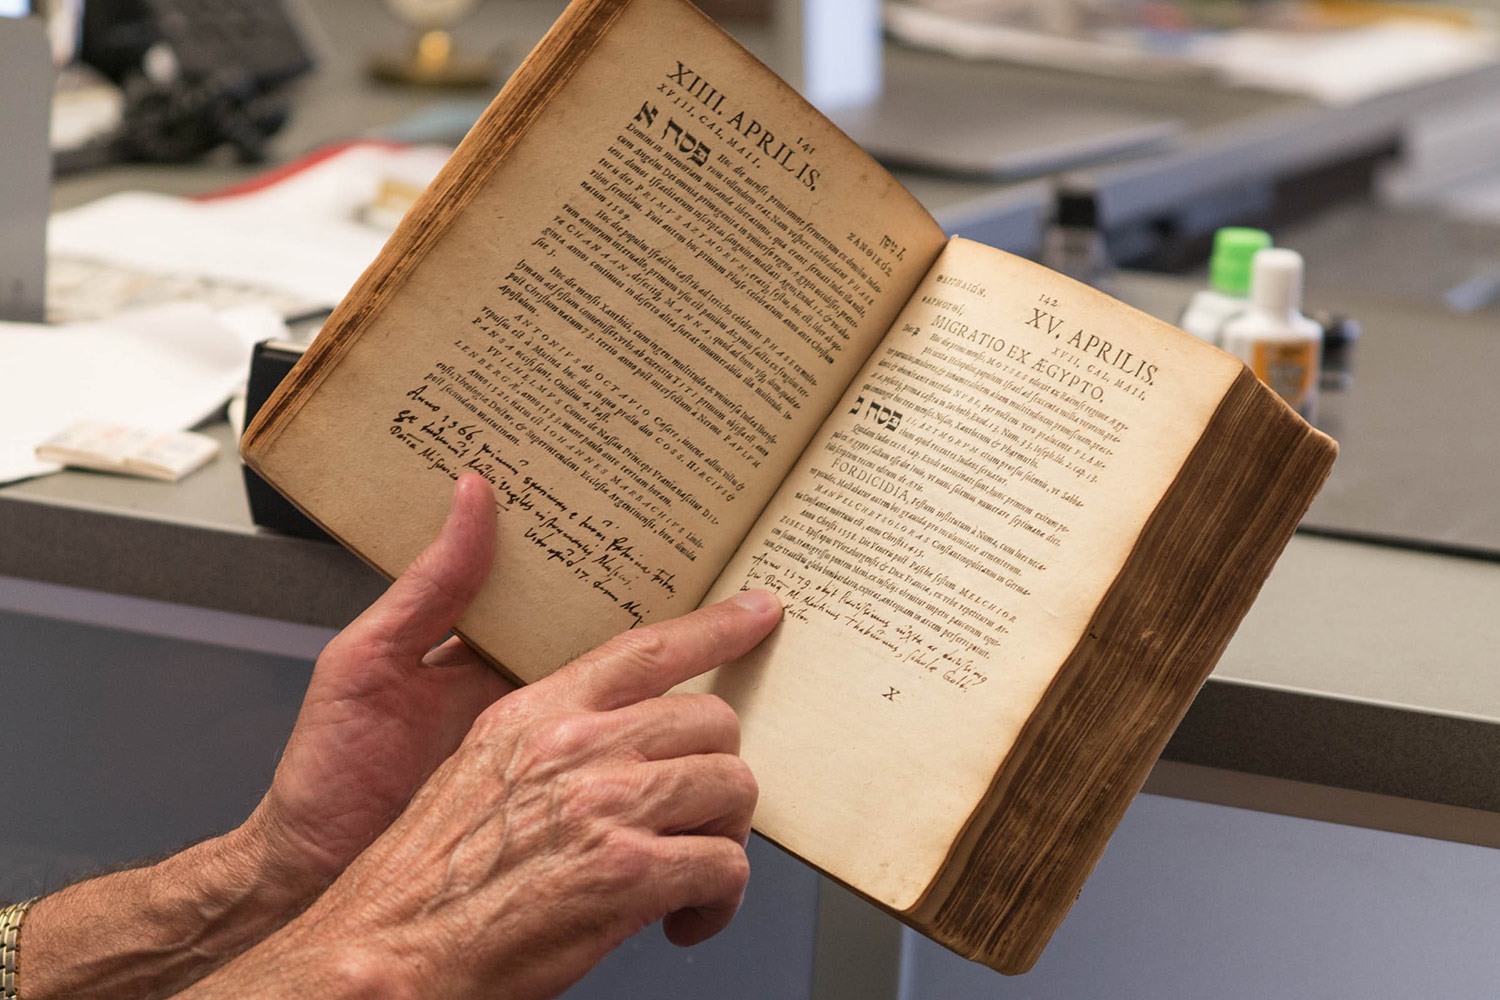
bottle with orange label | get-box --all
[1221,247,1322,422]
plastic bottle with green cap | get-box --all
[1178,227,1272,346]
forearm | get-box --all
[169,909,414,1000]
[18,824,315,1000]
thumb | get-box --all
[345,473,497,660]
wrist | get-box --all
[169,929,424,1000]
[181,875,433,1000]
[262,865,455,1000]
[21,831,315,1000]
[217,812,330,914]
[1,897,38,1000]
[232,792,375,906]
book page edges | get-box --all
[907,368,1334,973]
[240,0,633,469]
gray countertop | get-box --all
[0,429,386,627]
[53,0,1500,231]
[7,0,1499,846]
[5,272,1498,847]
[1118,270,1500,844]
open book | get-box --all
[242,0,1335,974]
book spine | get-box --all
[923,369,1335,973]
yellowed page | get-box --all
[254,0,945,679]
[690,238,1245,909]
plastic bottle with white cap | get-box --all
[1221,247,1322,421]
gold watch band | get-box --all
[0,898,38,1000]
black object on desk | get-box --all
[242,339,329,541]
[61,0,316,171]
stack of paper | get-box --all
[1,303,279,484]
[46,142,452,322]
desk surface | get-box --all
[50,0,1500,235]
[6,271,1499,848]
[8,0,1500,847]
[1115,274,1500,844]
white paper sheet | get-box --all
[0,303,277,484]
[46,143,452,318]
[884,3,1500,106]
[1196,23,1500,106]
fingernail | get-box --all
[728,588,781,615]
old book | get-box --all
[241,0,1335,974]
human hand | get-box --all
[18,476,514,1000]
[239,586,782,1000]
[234,473,514,899]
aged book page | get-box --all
[246,0,945,679]
[691,238,1246,909]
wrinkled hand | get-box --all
[266,586,782,1000]
[239,474,514,896]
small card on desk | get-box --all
[36,421,220,482]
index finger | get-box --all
[542,589,782,711]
